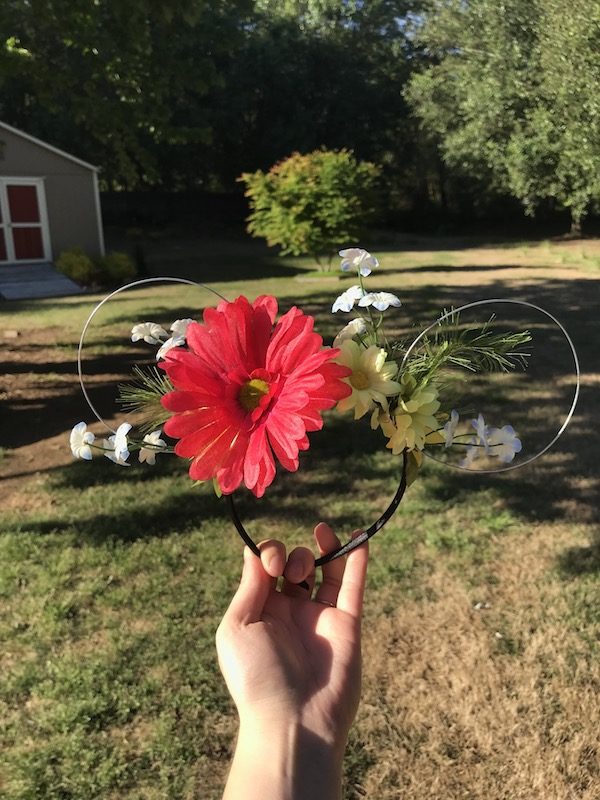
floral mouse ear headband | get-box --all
[72,248,580,566]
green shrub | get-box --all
[240,149,381,269]
[96,251,137,285]
[55,247,97,286]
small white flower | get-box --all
[131,322,168,345]
[443,409,459,448]
[70,422,95,460]
[139,429,167,465]
[358,292,402,312]
[487,425,522,463]
[333,318,367,347]
[156,335,186,360]
[332,285,364,313]
[339,248,379,277]
[471,413,490,454]
[103,422,132,466]
[170,318,194,338]
[113,423,132,459]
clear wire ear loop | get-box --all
[77,277,227,433]
[400,298,581,473]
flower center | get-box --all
[349,370,370,390]
[239,378,270,411]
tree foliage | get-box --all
[207,1,419,190]
[406,0,600,232]
[4,0,597,231]
[240,149,380,266]
[0,0,253,188]
[0,0,420,194]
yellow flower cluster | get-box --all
[335,340,401,419]
[374,374,443,454]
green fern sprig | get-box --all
[404,310,532,384]
[118,365,174,434]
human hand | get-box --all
[216,523,369,750]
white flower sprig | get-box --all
[131,322,168,345]
[139,430,168,465]
[70,422,95,460]
[332,285,364,313]
[358,291,401,312]
[339,247,379,277]
[460,415,522,466]
[103,422,132,466]
[131,318,194,360]
[69,422,172,467]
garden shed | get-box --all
[0,120,104,267]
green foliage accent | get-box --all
[55,247,96,286]
[406,0,600,233]
[240,149,381,267]
[118,366,173,434]
[404,312,532,385]
[96,251,137,286]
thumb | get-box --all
[225,546,272,625]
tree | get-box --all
[240,149,381,267]
[0,0,253,189]
[406,0,600,234]
[208,1,422,194]
[0,0,427,198]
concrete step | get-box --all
[0,263,84,300]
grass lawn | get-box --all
[1,234,599,799]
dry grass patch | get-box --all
[353,523,599,799]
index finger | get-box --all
[335,530,369,619]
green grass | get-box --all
[1,234,598,799]
[0,454,524,798]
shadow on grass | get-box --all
[8,465,387,547]
[557,543,600,576]
[3,272,598,536]
[8,481,223,545]
[140,236,307,283]
[9,417,402,544]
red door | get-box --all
[0,180,50,263]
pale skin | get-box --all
[216,523,369,800]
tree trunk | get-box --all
[437,155,448,212]
[569,211,582,238]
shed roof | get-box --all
[0,120,99,172]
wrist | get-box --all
[223,716,346,800]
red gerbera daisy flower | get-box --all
[159,295,351,497]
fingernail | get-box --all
[351,529,364,541]
[265,556,277,574]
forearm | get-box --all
[223,717,346,800]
